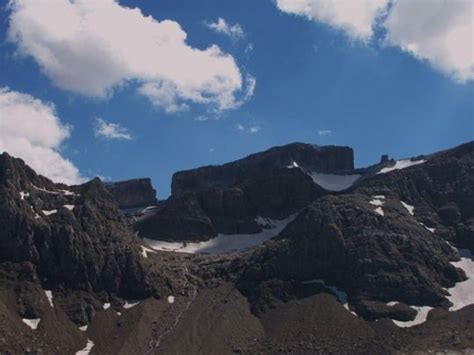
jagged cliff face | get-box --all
[105,178,158,210]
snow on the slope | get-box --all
[167,296,175,304]
[44,290,54,307]
[145,214,296,256]
[309,173,361,192]
[446,249,474,311]
[369,196,385,216]
[79,325,88,332]
[103,303,111,310]
[60,189,77,196]
[140,246,156,258]
[393,306,433,328]
[64,205,75,211]
[387,301,399,306]
[22,318,40,330]
[123,300,142,309]
[42,209,57,216]
[76,339,94,355]
[286,161,299,168]
[420,222,436,233]
[377,159,426,174]
[400,201,415,215]
[20,191,30,200]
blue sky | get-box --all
[0,0,473,197]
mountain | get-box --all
[0,141,473,354]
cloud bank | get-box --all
[94,118,132,140]
[275,0,474,82]
[0,87,83,185]
[7,0,255,112]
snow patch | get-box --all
[145,214,296,256]
[140,245,156,258]
[44,290,54,307]
[309,173,361,192]
[387,301,399,306]
[400,201,415,216]
[79,325,88,332]
[286,161,299,168]
[393,306,433,328]
[446,249,474,311]
[103,303,111,310]
[420,222,436,233]
[76,339,94,355]
[60,189,77,196]
[123,300,142,309]
[22,318,40,330]
[117,312,122,316]
[369,196,385,216]
[42,209,57,216]
[378,159,426,174]
[167,296,175,304]
[64,205,75,211]
[20,191,30,200]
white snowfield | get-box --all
[144,215,296,256]
[377,159,426,174]
[369,196,385,216]
[79,325,88,332]
[103,303,111,310]
[123,300,142,309]
[393,306,433,328]
[400,201,415,216]
[167,295,175,304]
[309,172,361,192]
[42,209,57,216]
[76,339,94,355]
[446,249,474,311]
[44,290,54,307]
[64,205,75,211]
[22,318,40,330]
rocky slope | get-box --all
[105,178,158,210]
[0,141,473,354]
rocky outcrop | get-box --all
[105,178,157,210]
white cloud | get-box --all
[275,0,389,41]
[236,123,261,134]
[7,0,254,112]
[275,0,474,82]
[94,118,132,140]
[383,0,474,82]
[317,129,332,136]
[206,18,245,40]
[0,87,84,185]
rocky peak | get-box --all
[105,178,158,210]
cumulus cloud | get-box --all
[7,0,254,112]
[275,0,473,82]
[383,0,474,82]
[206,18,245,40]
[94,118,132,140]
[317,129,332,136]
[275,0,389,41]
[0,87,84,185]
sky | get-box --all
[0,0,473,198]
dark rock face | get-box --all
[171,143,354,195]
[0,153,154,300]
[105,178,157,209]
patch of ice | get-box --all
[76,339,94,355]
[103,303,111,310]
[42,209,57,216]
[167,296,175,304]
[145,214,296,256]
[123,300,141,309]
[301,279,352,313]
[378,159,426,174]
[140,246,156,258]
[400,201,415,216]
[309,173,361,192]
[393,306,433,328]
[44,290,54,307]
[79,325,88,332]
[420,222,435,233]
[286,161,299,168]
[20,191,30,200]
[369,196,385,216]
[64,205,75,211]
[387,301,399,306]
[446,249,474,311]
[22,318,40,330]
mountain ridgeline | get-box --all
[0,141,473,354]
